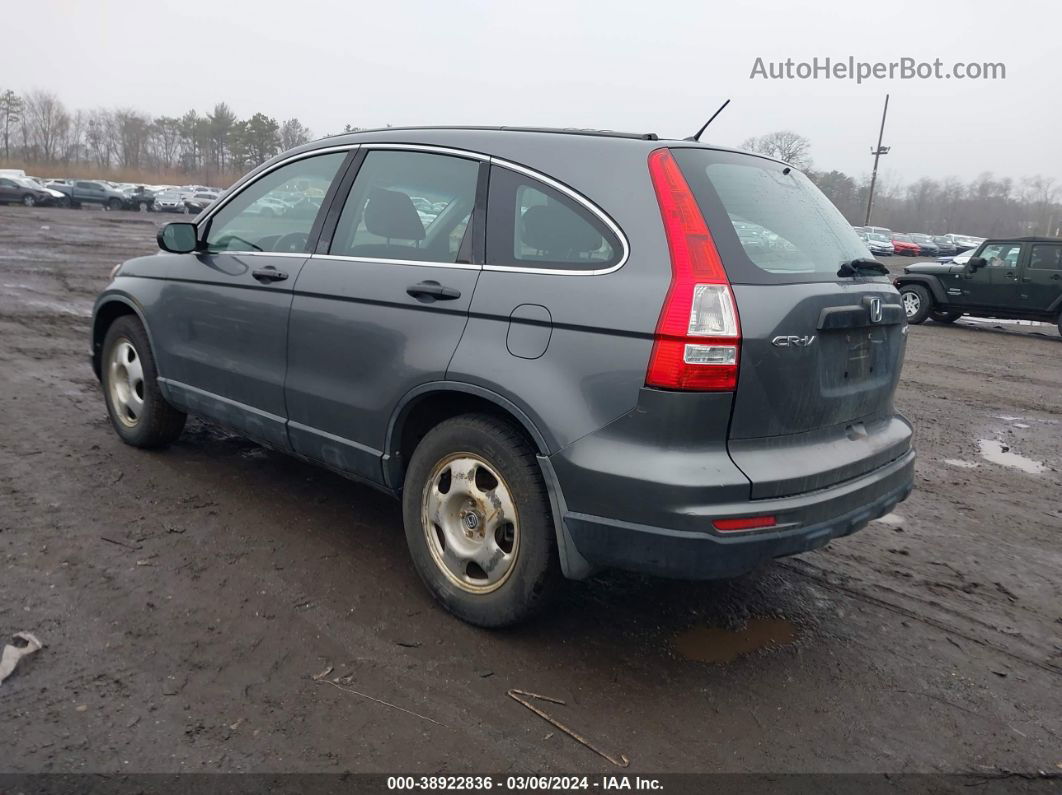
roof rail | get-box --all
[323,125,659,141]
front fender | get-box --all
[894,274,949,304]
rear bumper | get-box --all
[559,448,914,580]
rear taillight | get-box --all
[645,148,740,391]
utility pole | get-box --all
[864,94,891,226]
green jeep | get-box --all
[894,237,1062,335]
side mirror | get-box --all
[157,222,199,254]
[967,257,986,271]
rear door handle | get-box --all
[252,266,289,283]
[407,280,461,301]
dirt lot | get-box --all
[1,206,1060,776]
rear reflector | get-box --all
[645,148,740,391]
[712,516,777,533]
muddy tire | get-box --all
[900,284,931,324]
[101,316,186,448]
[402,414,560,627]
[929,308,962,323]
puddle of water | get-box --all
[673,617,796,664]
[977,439,1045,474]
[994,415,1024,422]
[943,459,979,469]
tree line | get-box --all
[0,88,323,184]
[2,87,1058,238]
[742,130,1060,238]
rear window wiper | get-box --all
[838,258,889,277]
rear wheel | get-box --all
[900,284,931,324]
[138,201,149,212]
[22,194,35,207]
[101,316,186,448]
[402,414,560,627]
[929,308,961,323]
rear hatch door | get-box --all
[673,148,912,498]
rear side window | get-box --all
[486,166,620,272]
[1029,244,1062,271]
[672,148,870,284]
[330,150,479,264]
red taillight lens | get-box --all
[645,148,740,391]
[712,515,777,533]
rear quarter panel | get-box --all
[446,141,669,452]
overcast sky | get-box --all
[4,0,1059,186]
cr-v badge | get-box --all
[771,335,816,348]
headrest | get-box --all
[364,189,425,241]
[521,204,602,256]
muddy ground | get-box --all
[1,206,1060,776]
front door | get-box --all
[149,151,350,449]
[960,241,1023,307]
[285,148,484,483]
[1020,242,1062,313]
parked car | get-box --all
[891,234,921,256]
[908,234,939,257]
[184,191,220,214]
[0,175,53,206]
[91,126,914,627]
[153,189,190,213]
[124,186,158,212]
[895,237,1062,332]
[866,225,893,238]
[861,231,895,257]
[946,234,984,253]
[49,179,128,210]
[932,236,957,257]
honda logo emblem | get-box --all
[866,297,883,324]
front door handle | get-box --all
[252,266,289,283]
[407,280,461,301]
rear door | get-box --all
[145,150,350,449]
[284,147,484,483]
[1020,242,1062,313]
[0,178,17,202]
[673,148,911,498]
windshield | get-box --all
[868,233,890,243]
[673,148,870,284]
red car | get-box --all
[891,234,921,256]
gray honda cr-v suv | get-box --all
[92,126,914,626]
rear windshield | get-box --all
[672,148,871,284]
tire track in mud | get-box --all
[779,558,1062,677]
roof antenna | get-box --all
[686,99,731,141]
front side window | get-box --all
[205,152,346,254]
[486,166,620,271]
[980,243,1021,268]
[673,148,870,284]
[330,150,479,263]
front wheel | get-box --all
[101,316,186,448]
[900,285,931,324]
[107,197,122,211]
[402,414,560,627]
[22,194,35,207]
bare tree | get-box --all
[741,130,812,169]
[23,90,70,161]
[279,117,311,151]
[0,89,23,159]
